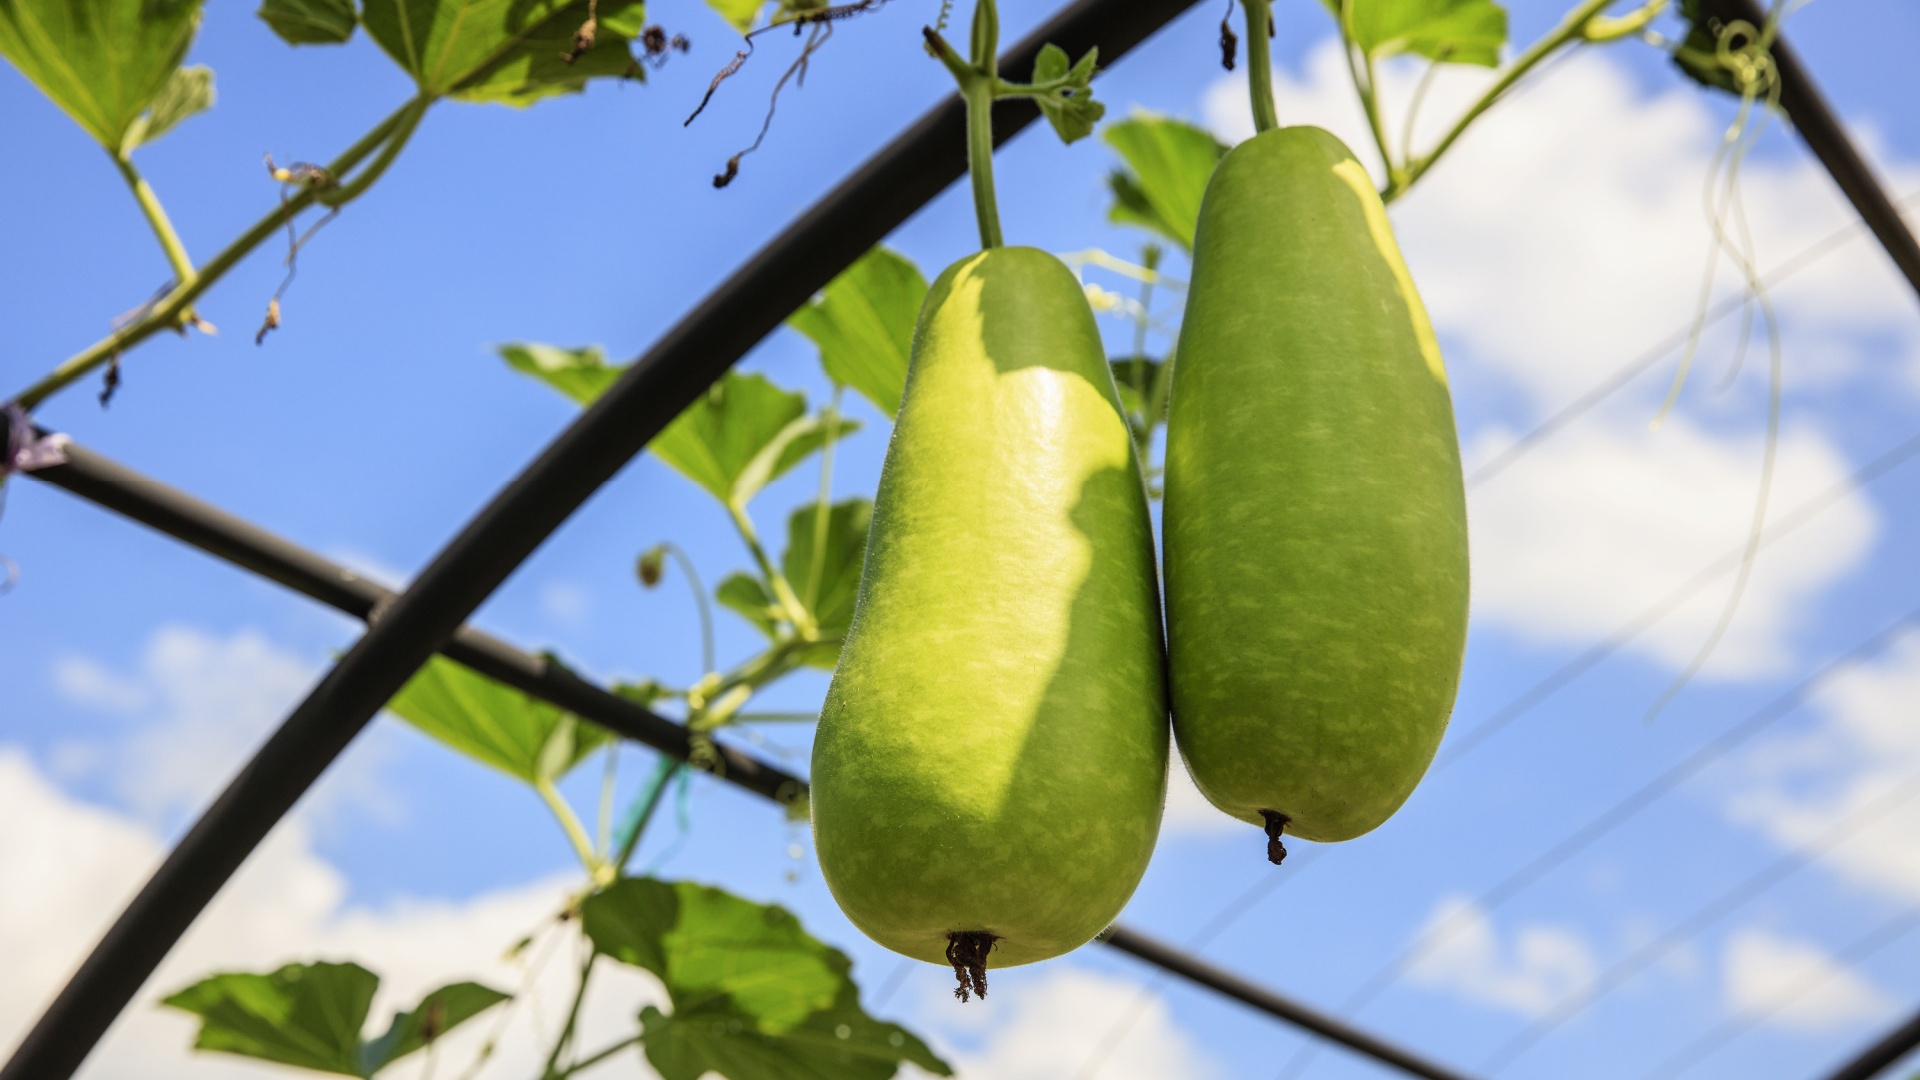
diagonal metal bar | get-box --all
[1820,1007,1920,1080]
[25,437,804,802]
[0,3,1207,1077]
[17,431,1476,1080]
[1701,0,1920,304]
[1099,926,1476,1080]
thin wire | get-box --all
[1465,187,1920,491]
[1275,605,1920,1080]
[1483,767,1920,1073]
[1639,906,1920,1080]
[1074,850,1326,1078]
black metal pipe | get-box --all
[1100,926,1476,1080]
[1819,1008,1920,1080]
[27,438,804,802]
[17,418,1473,1080]
[1701,0,1920,305]
[0,4,1203,1077]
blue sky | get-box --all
[5,1,1920,1078]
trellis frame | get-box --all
[5,0,1919,1078]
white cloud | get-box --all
[1203,43,1920,406]
[1466,417,1876,677]
[51,626,324,823]
[1724,637,1920,903]
[923,968,1217,1080]
[540,581,593,625]
[1721,928,1892,1034]
[0,747,664,1080]
[1406,896,1597,1017]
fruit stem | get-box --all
[1243,0,1279,133]
[946,931,996,1001]
[1260,809,1290,865]
[926,0,1005,250]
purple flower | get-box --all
[3,403,69,479]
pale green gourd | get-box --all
[1163,126,1470,847]
[812,246,1168,970]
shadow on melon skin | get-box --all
[810,247,1168,998]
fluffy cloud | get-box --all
[1465,417,1875,676]
[50,626,323,823]
[1721,928,1893,1034]
[0,745,656,1080]
[922,967,1218,1080]
[1406,896,1597,1017]
[1724,637,1920,903]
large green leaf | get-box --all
[782,499,870,667]
[651,373,855,507]
[583,878,951,1080]
[0,0,203,148]
[356,982,511,1074]
[499,342,626,405]
[257,0,357,45]
[385,655,611,784]
[705,0,765,31]
[1102,115,1225,252]
[359,0,647,102]
[120,63,214,154]
[787,248,927,419]
[163,962,507,1078]
[1326,0,1508,66]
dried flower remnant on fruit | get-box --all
[1261,809,1290,865]
[945,932,995,1002]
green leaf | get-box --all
[1029,43,1105,144]
[1102,114,1225,252]
[1327,0,1508,66]
[257,0,357,45]
[385,656,611,784]
[0,0,204,148]
[359,0,647,102]
[120,63,214,154]
[717,573,779,639]
[583,878,952,1080]
[163,963,507,1078]
[357,982,510,1074]
[706,0,767,31]
[781,499,871,668]
[500,342,627,405]
[164,962,372,1076]
[651,373,856,507]
[787,248,927,419]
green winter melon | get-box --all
[811,246,1167,987]
[1163,125,1469,849]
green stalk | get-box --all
[726,501,815,636]
[1243,0,1279,134]
[556,1033,642,1077]
[536,779,600,873]
[111,153,197,295]
[10,95,430,411]
[1393,0,1618,200]
[540,950,597,1080]
[964,76,1004,249]
[804,387,842,611]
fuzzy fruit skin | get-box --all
[812,247,1168,968]
[1163,126,1469,844]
